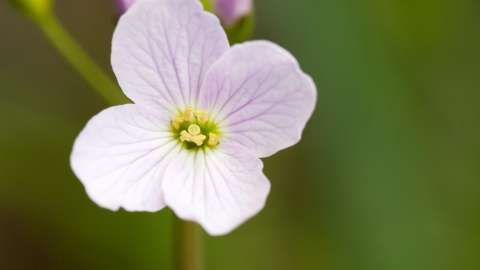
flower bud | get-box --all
[213,0,254,45]
[113,0,137,16]
[114,0,252,27]
[112,0,254,44]
[212,0,252,27]
[6,0,53,20]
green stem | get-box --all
[173,216,203,270]
[34,9,204,269]
[35,14,129,105]
[34,11,203,269]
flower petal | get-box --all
[198,41,317,158]
[162,144,270,235]
[70,104,182,212]
[112,0,230,113]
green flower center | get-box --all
[171,107,220,150]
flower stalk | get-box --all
[173,216,203,270]
[36,14,129,105]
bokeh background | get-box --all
[1,0,479,269]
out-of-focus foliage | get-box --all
[223,11,254,45]
[0,0,479,269]
[199,0,213,12]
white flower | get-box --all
[71,0,316,235]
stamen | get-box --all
[190,134,207,146]
[171,117,183,130]
[194,109,208,124]
[187,124,201,135]
[183,106,194,121]
[208,132,219,146]
[180,130,206,146]
[180,130,192,142]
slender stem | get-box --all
[173,215,203,270]
[34,11,203,270]
[35,14,130,105]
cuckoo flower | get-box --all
[71,0,316,235]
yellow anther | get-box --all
[180,130,206,146]
[208,132,219,146]
[183,106,194,121]
[180,130,192,142]
[187,124,201,135]
[194,109,208,124]
[171,117,183,130]
[191,134,206,146]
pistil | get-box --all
[188,124,201,135]
[180,130,206,146]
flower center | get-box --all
[171,106,220,149]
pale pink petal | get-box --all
[198,40,316,158]
[162,144,270,235]
[70,104,182,212]
[112,0,229,114]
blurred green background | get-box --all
[1,0,479,269]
